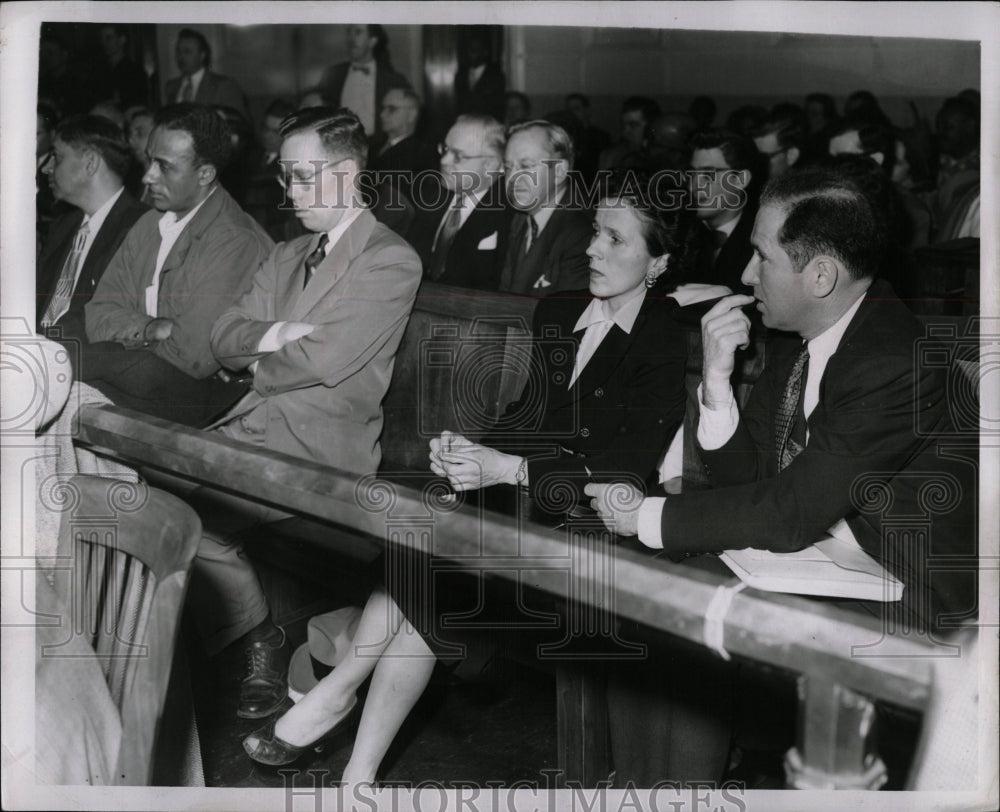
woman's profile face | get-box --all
[586,200,662,310]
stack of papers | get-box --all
[719,536,903,601]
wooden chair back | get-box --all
[59,475,202,785]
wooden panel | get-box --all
[76,404,936,710]
[380,283,537,470]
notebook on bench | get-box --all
[719,535,903,602]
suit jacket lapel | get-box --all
[571,300,649,401]
[289,210,376,321]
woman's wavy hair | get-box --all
[598,167,701,291]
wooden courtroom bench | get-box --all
[73,283,970,789]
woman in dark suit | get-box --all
[243,170,701,782]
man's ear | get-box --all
[787,147,800,168]
[870,151,885,166]
[809,255,840,297]
[197,163,217,186]
[82,148,101,177]
[553,158,569,186]
[734,168,750,190]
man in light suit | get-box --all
[83,104,273,427]
[187,108,422,719]
[498,120,591,296]
[405,114,512,290]
[587,163,976,785]
[164,28,251,125]
[37,114,148,341]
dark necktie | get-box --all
[524,214,538,255]
[303,234,329,288]
[776,343,810,471]
[709,228,728,249]
[429,203,462,281]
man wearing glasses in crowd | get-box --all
[186,107,422,721]
[405,113,512,290]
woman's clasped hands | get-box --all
[429,430,525,491]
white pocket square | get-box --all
[533,274,552,289]
[476,232,498,250]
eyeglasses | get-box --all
[276,157,350,190]
[437,142,492,162]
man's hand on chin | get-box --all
[584,482,643,537]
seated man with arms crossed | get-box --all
[188,108,423,720]
[587,159,977,784]
[83,103,274,426]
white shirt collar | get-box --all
[531,186,567,236]
[85,186,124,236]
[714,210,741,239]
[319,206,364,255]
[158,185,216,236]
[573,287,646,335]
[806,289,867,362]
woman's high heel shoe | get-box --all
[243,698,359,766]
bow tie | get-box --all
[351,63,371,75]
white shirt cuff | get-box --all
[257,321,287,353]
[637,497,666,549]
[695,381,739,450]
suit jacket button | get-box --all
[594,387,604,398]
[580,427,590,438]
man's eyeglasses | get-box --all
[437,142,492,162]
[276,158,350,190]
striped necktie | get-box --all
[775,343,810,471]
[41,221,90,327]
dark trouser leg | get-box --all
[606,633,736,788]
[77,341,248,427]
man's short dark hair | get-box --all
[566,93,590,109]
[752,110,805,151]
[689,128,761,175]
[279,106,369,170]
[178,28,211,67]
[622,96,662,125]
[832,116,896,176]
[805,93,837,123]
[54,114,133,180]
[760,158,888,281]
[153,103,233,172]
[37,102,59,133]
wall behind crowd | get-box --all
[509,27,980,131]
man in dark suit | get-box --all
[189,108,422,719]
[164,28,251,125]
[319,24,412,140]
[371,88,437,179]
[244,98,302,242]
[687,128,762,293]
[587,162,977,787]
[590,161,976,629]
[406,114,511,290]
[38,114,147,341]
[92,25,149,109]
[498,120,591,296]
[454,28,505,122]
